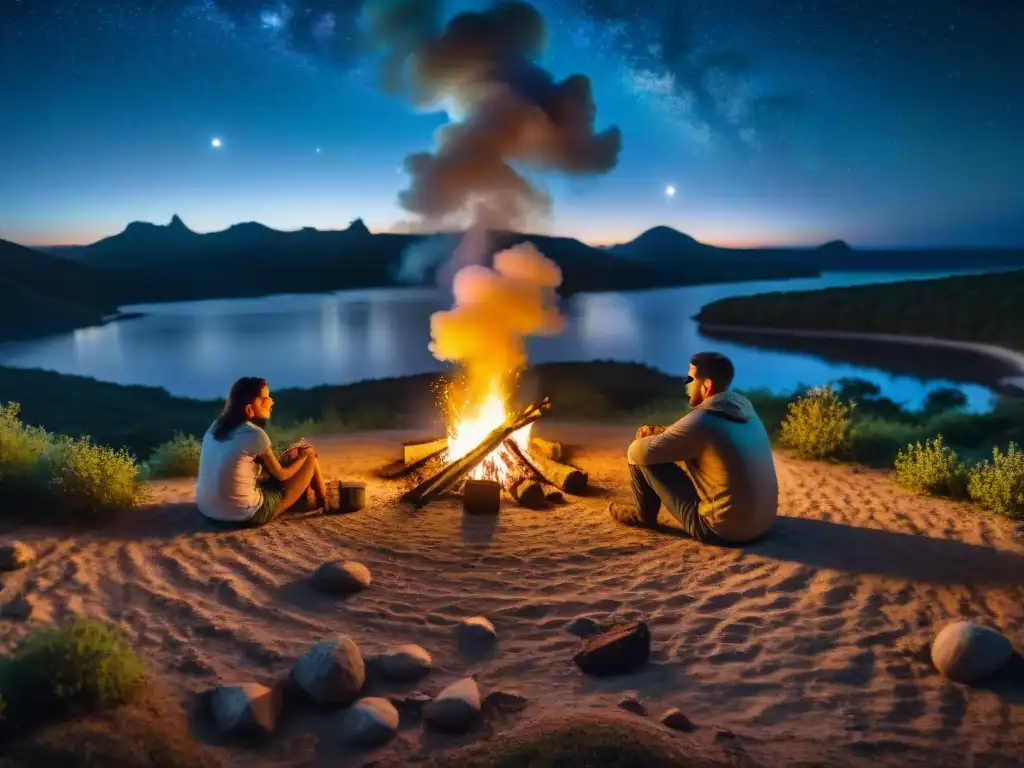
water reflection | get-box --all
[0,275,1006,411]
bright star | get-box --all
[211,138,222,148]
[665,185,676,198]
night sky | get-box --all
[2,0,1022,249]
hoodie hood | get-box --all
[699,392,755,423]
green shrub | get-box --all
[0,402,51,500]
[0,619,145,725]
[967,443,1024,519]
[779,385,853,459]
[143,433,202,478]
[34,436,142,519]
[849,418,923,467]
[893,435,968,497]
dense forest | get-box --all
[695,269,1024,352]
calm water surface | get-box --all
[0,271,1005,410]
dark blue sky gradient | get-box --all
[2,0,1021,248]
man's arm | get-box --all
[627,413,703,466]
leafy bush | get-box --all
[967,443,1024,519]
[893,435,968,497]
[0,402,51,500]
[34,436,142,519]
[0,619,145,725]
[143,433,202,478]
[779,385,854,459]
[849,418,924,467]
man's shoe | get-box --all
[608,501,649,527]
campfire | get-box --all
[379,385,589,513]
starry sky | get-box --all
[2,0,1022,249]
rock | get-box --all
[387,691,432,717]
[457,616,497,645]
[209,682,282,737]
[423,677,482,734]
[0,541,34,571]
[715,727,736,741]
[292,635,365,706]
[566,616,601,637]
[338,697,400,749]
[618,696,647,716]
[660,708,694,731]
[481,690,528,716]
[312,561,371,595]
[931,621,1015,684]
[1,595,34,621]
[374,644,432,682]
[572,621,651,676]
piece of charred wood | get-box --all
[529,436,563,462]
[401,398,550,508]
[530,452,588,495]
[507,477,545,509]
[463,478,501,515]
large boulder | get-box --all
[292,635,365,706]
[931,621,1014,684]
[338,697,400,748]
[423,677,481,734]
[572,621,651,676]
[209,682,281,737]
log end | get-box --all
[463,479,501,515]
[513,480,546,509]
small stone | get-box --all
[0,541,34,571]
[481,690,528,716]
[456,616,497,645]
[715,727,736,741]
[931,621,1015,684]
[338,697,400,749]
[572,621,651,677]
[423,677,482,734]
[374,644,432,682]
[209,683,282,737]
[618,696,647,716]
[1,595,34,621]
[660,708,694,731]
[387,691,432,717]
[566,616,601,637]
[292,635,365,706]
[312,561,371,595]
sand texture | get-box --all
[1,423,1022,766]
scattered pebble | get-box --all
[618,696,647,716]
[387,691,432,717]
[715,727,736,741]
[931,621,1014,684]
[572,621,651,677]
[481,690,528,716]
[566,616,601,637]
[660,708,695,732]
[338,697,400,748]
[209,682,281,737]
[312,561,371,595]
[292,635,366,706]
[0,541,35,571]
[457,616,497,645]
[373,644,432,682]
[424,677,482,734]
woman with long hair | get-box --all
[196,376,334,525]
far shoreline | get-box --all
[698,323,1024,394]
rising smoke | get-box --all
[366,0,621,402]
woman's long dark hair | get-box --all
[212,376,267,441]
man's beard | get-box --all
[250,417,269,429]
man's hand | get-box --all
[635,425,667,440]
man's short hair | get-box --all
[690,351,735,391]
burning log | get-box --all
[529,437,563,462]
[529,452,588,495]
[402,398,551,508]
[404,437,448,465]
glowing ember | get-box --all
[446,384,532,483]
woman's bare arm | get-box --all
[257,446,309,482]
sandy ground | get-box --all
[1,422,1023,767]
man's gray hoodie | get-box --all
[627,391,778,543]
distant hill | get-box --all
[607,226,710,260]
[0,239,120,340]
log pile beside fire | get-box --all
[376,397,589,513]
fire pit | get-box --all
[378,393,589,511]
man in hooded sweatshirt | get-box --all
[610,351,778,545]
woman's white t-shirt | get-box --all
[195,422,271,521]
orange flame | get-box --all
[446,382,531,483]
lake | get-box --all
[0,271,1008,410]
